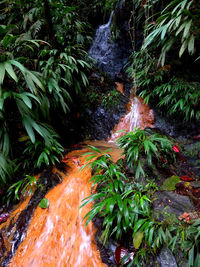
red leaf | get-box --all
[0,213,10,223]
[180,176,195,182]
[173,145,180,153]
[115,246,134,265]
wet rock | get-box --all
[190,181,200,188]
[95,231,117,266]
[153,191,195,218]
[89,12,130,79]
[157,247,178,267]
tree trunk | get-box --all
[43,0,54,44]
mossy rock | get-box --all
[161,176,181,191]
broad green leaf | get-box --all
[39,198,49,209]
[5,61,18,82]
[133,231,144,249]
[0,63,5,84]
[22,116,35,143]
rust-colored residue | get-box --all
[9,141,122,267]
[109,96,154,142]
[115,82,124,94]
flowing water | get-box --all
[109,96,154,142]
[0,95,154,266]
[89,12,128,78]
[0,13,155,266]
[0,142,122,267]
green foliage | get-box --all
[81,146,158,244]
[143,0,200,65]
[7,175,37,203]
[127,50,200,121]
[126,50,165,96]
[23,136,64,170]
[0,0,92,192]
[81,145,200,266]
[39,198,49,209]
[147,78,200,121]
[102,89,121,110]
[117,128,173,179]
[182,220,200,267]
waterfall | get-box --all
[89,12,128,78]
[109,96,155,142]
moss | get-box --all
[161,175,181,191]
[184,141,200,158]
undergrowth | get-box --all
[81,130,200,266]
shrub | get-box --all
[81,146,157,244]
[181,220,200,267]
[117,128,174,179]
[0,2,92,189]
[143,0,200,65]
[127,50,200,121]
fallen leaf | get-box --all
[115,246,134,265]
[161,176,181,191]
[180,212,191,222]
[173,145,180,153]
[180,176,195,182]
[0,213,10,223]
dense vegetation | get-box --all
[0,0,200,265]
[127,0,200,121]
[82,131,200,266]
[0,0,93,202]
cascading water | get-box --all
[89,12,128,78]
[109,96,155,142]
[1,142,122,267]
[0,13,155,267]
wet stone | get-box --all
[190,181,200,188]
[157,247,178,267]
[153,191,195,218]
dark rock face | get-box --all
[86,82,131,140]
[153,191,195,218]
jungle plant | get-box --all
[0,0,92,190]
[102,89,121,110]
[81,146,157,244]
[117,128,174,179]
[22,135,64,170]
[181,220,200,267]
[126,50,166,101]
[143,0,200,65]
[6,175,37,203]
[142,77,200,121]
[127,50,200,121]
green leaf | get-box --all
[133,231,144,249]
[39,198,49,209]
[0,63,5,84]
[5,61,18,82]
[22,116,35,143]
[20,94,32,109]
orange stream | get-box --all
[9,142,122,267]
[3,86,154,266]
[109,96,154,142]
